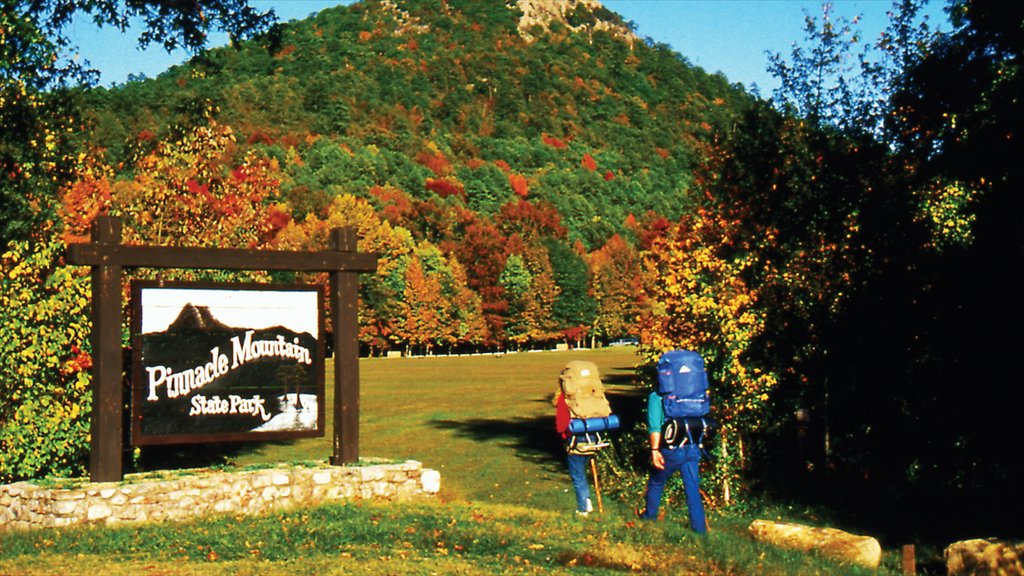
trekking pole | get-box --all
[699,488,711,533]
[590,458,604,514]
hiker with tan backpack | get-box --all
[553,360,619,516]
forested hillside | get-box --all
[68,0,753,352]
[71,0,751,355]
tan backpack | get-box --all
[560,360,611,419]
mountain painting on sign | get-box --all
[130,281,326,445]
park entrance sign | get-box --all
[132,282,325,445]
[67,216,378,482]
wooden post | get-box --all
[89,216,124,482]
[902,544,916,575]
[330,227,360,465]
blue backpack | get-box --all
[657,350,710,418]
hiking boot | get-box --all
[586,498,594,513]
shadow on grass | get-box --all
[131,442,265,472]
[429,386,649,472]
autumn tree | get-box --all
[396,253,446,355]
[745,0,1024,536]
[275,193,416,355]
[587,233,642,343]
[637,207,778,505]
[1,0,276,246]
[440,210,517,347]
[0,224,93,481]
[438,255,488,351]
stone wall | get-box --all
[0,460,441,532]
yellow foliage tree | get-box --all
[637,207,778,505]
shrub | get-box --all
[0,228,92,481]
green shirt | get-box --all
[646,392,664,435]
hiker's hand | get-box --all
[651,449,665,470]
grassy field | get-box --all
[0,348,903,575]
[234,346,649,510]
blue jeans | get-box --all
[567,453,591,512]
[640,444,707,533]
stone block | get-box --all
[53,489,86,501]
[421,469,441,494]
[946,538,1024,576]
[359,467,386,482]
[86,503,112,521]
[213,499,240,513]
[52,499,82,516]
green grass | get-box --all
[0,348,904,575]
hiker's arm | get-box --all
[649,432,665,470]
[646,392,666,469]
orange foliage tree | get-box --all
[587,233,643,342]
[396,253,445,355]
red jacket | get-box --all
[555,392,571,439]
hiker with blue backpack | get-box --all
[637,350,712,534]
[553,360,619,516]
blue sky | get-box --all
[67,0,950,93]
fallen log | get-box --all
[748,519,881,568]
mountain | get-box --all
[79,0,756,350]
[166,303,233,333]
[84,0,752,244]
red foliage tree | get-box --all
[425,177,465,201]
[542,134,566,148]
[508,173,529,198]
[581,153,597,171]
[495,198,566,241]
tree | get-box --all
[397,253,446,355]
[875,0,1024,530]
[588,233,642,342]
[440,210,517,347]
[0,224,92,481]
[439,255,488,351]
[637,207,777,505]
[105,119,286,252]
[275,193,417,354]
[498,253,536,348]
[768,0,936,136]
[544,237,596,341]
[1,0,276,246]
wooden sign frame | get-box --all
[67,216,378,481]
